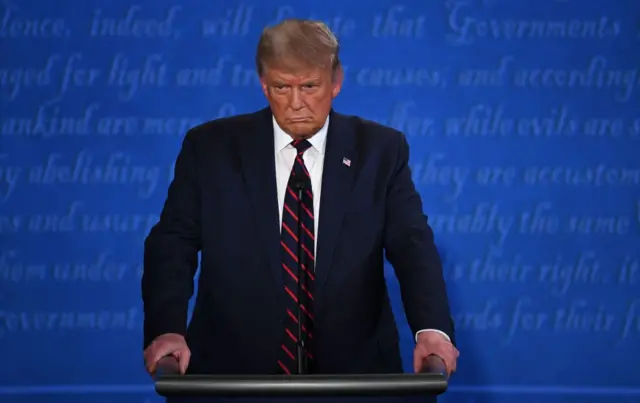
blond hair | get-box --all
[255,19,341,76]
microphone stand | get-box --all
[293,180,308,375]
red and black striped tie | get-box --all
[277,139,315,375]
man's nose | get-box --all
[289,89,304,110]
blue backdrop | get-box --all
[1,0,639,402]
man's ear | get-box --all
[332,66,344,98]
[259,76,269,98]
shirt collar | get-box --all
[273,115,329,154]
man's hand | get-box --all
[413,331,459,375]
[143,333,191,375]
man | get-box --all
[142,17,458,398]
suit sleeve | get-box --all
[142,131,201,349]
[383,132,455,344]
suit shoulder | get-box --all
[338,113,405,145]
[358,116,402,136]
[183,110,263,144]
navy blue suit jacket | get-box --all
[142,107,454,375]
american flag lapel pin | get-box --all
[342,157,351,167]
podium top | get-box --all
[154,355,449,397]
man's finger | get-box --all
[146,346,170,375]
[143,349,151,366]
[177,350,190,374]
[448,347,458,373]
[444,352,456,375]
[147,358,157,375]
[143,350,153,374]
[413,346,428,372]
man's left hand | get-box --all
[413,332,459,375]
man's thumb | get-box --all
[173,350,190,374]
[413,351,423,373]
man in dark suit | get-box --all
[142,17,458,395]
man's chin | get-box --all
[284,122,319,138]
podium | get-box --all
[154,355,448,398]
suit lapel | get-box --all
[237,108,284,292]
[315,111,359,299]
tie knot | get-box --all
[291,139,312,154]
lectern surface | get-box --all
[155,355,448,403]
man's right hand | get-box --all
[143,333,191,375]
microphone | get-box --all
[291,176,306,195]
[290,176,308,374]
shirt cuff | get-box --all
[415,329,451,342]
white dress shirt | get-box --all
[272,116,450,344]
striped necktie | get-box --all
[277,139,315,374]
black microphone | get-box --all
[291,176,308,374]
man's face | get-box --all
[260,64,343,139]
